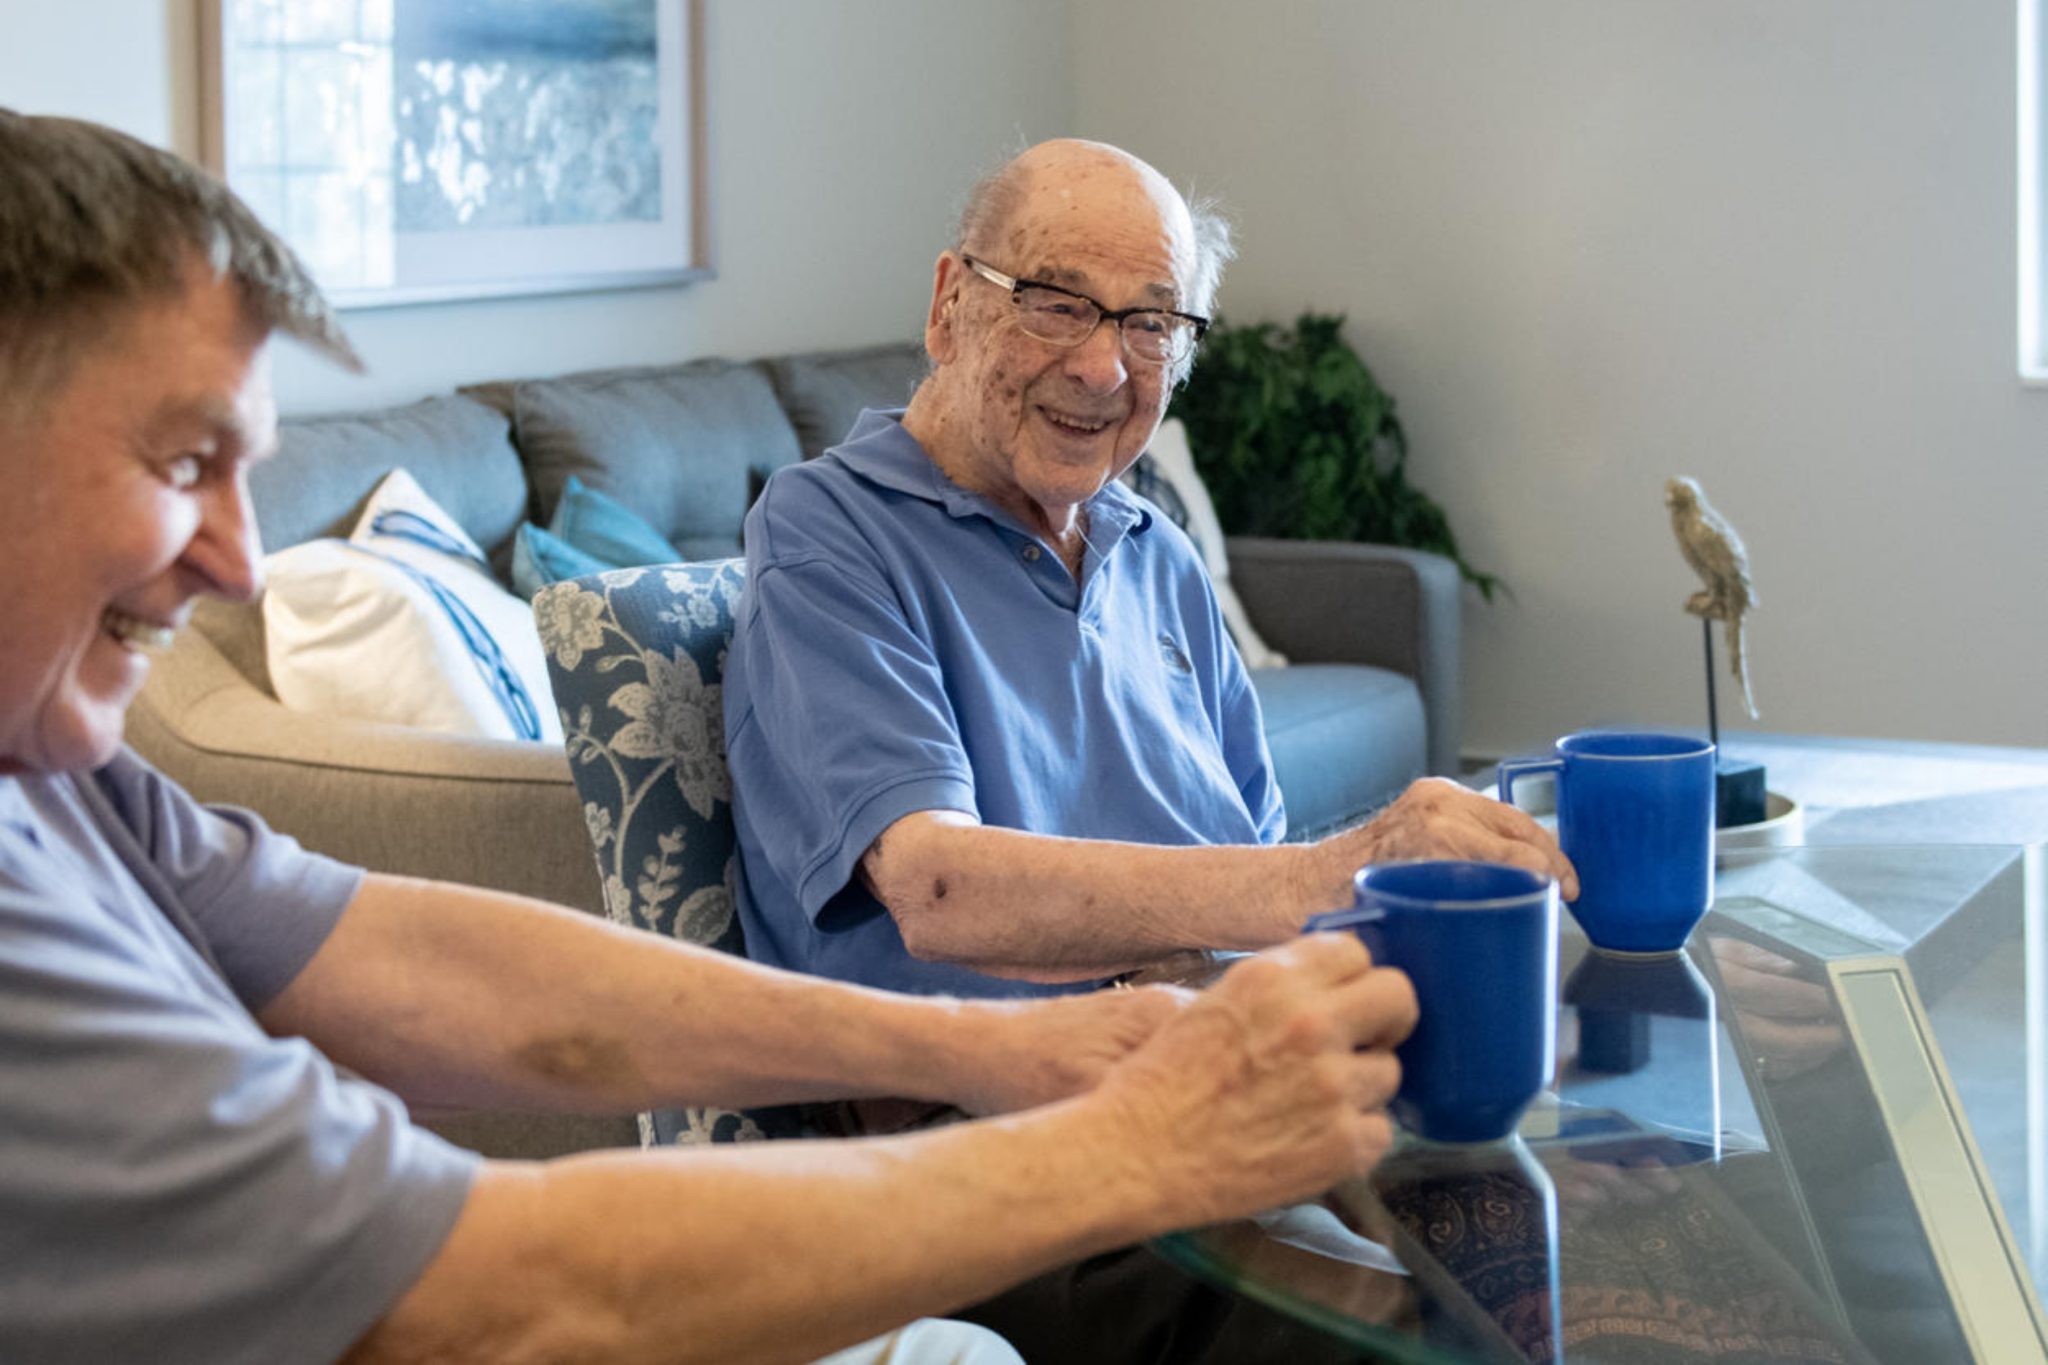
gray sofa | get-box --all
[127,339,1461,1157]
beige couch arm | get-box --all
[129,626,604,918]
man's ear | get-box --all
[924,252,964,365]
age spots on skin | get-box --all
[985,361,1023,402]
[514,1034,645,1090]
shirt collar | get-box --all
[827,407,1155,543]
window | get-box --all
[2019,0,2048,377]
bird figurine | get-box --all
[1665,476,1759,719]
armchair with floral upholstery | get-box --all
[534,561,845,1145]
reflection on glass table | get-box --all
[1151,844,2047,1364]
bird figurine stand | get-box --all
[1699,618,1766,828]
[1665,477,1767,829]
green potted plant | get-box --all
[1169,312,1500,600]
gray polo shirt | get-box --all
[0,749,478,1365]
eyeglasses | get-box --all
[959,254,1209,368]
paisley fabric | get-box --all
[1375,1151,1857,1363]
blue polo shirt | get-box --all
[725,409,1284,997]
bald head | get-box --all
[902,140,1231,538]
[956,139,1233,319]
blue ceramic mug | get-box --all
[1306,861,1559,1144]
[1498,731,1715,954]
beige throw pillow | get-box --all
[1124,419,1288,670]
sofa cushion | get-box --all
[765,341,928,460]
[466,360,802,562]
[252,395,528,562]
[1253,663,1425,840]
[192,595,272,695]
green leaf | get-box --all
[1169,312,1500,600]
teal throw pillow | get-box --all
[551,475,681,569]
[510,522,612,601]
[509,477,685,601]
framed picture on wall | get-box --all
[200,0,707,309]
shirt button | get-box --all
[1021,545,1041,562]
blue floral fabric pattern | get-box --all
[534,561,838,1145]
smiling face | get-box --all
[0,269,276,775]
[904,142,1199,539]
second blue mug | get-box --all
[1307,860,1559,1144]
[1498,730,1715,954]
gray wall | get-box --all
[1074,0,2048,752]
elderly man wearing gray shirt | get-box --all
[0,110,1419,1365]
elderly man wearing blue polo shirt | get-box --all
[727,139,1573,998]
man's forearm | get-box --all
[347,1099,1173,1365]
[346,933,1410,1365]
[865,777,1583,981]
[260,875,1072,1115]
[866,813,1347,978]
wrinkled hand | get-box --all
[1710,936,1845,1080]
[952,984,1191,1116]
[1334,778,1578,901]
[1091,934,1418,1228]
[1554,1151,1684,1233]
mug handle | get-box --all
[1496,754,1563,809]
[1304,903,1390,965]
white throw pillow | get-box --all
[263,470,563,743]
[1125,419,1288,670]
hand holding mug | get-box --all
[1310,860,1560,1145]
[1091,934,1417,1226]
[1331,777,1579,901]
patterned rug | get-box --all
[1376,1155,1870,1364]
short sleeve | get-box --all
[730,552,978,924]
[92,750,364,1009]
[0,885,477,1365]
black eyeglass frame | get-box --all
[958,253,1210,364]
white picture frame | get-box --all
[200,0,708,309]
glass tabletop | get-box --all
[1152,844,2048,1364]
